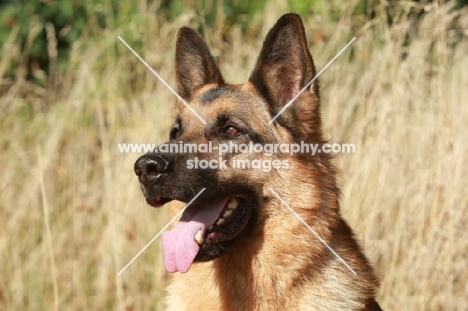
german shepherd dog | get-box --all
[134,13,382,311]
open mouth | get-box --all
[196,198,251,260]
[161,197,251,274]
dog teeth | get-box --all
[228,198,238,210]
[212,199,238,228]
[195,230,204,245]
[223,209,233,218]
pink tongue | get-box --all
[161,197,229,274]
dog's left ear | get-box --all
[175,27,225,100]
[249,13,321,138]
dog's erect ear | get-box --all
[249,13,321,137]
[175,27,224,100]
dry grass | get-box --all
[1,1,467,310]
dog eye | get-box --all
[224,125,241,137]
[170,126,180,140]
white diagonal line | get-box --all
[117,36,207,125]
[117,188,206,276]
[268,37,356,124]
[268,187,357,275]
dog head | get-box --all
[135,13,335,274]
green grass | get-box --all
[0,1,467,310]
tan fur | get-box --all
[165,169,379,310]
[137,13,381,311]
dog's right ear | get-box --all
[249,14,321,139]
[175,27,224,100]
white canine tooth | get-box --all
[228,198,238,210]
[223,209,233,218]
[195,230,204,245]
[216,218,225,225]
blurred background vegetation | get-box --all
[1,0,467,310]
[1,0,467,82]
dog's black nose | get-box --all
[134,154,172,184]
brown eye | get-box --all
[225,126,240,136]
[170,123,180,140]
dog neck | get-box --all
[165,157,379,310]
